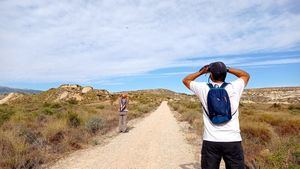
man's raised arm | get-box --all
[182,65,209,89]
[228,68,250,86]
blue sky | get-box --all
[0,0,300,93]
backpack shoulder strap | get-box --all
[207,83,214,89]
[201,104,210,117]
[220,82,229,88]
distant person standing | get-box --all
[119,94,129,132]
[182,62,250,169]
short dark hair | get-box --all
[211,71,227,82]
[209,62,227,82]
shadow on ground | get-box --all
[179,162,200,169]
[122,126,135,133]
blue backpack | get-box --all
[202,82,236,124]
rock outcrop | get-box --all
[51,84,110,102]
[81,86,93,94]
[0,93,24,104]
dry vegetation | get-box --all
[0,87,167,169]
[169,99,300,169]
[1,85,299,169]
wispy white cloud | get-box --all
[237,57,300,67]
[0,0,300,83]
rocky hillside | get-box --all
[0,84,112,105]
[44,84,111,102]
[242,87,300,104]
[1,85,299,105]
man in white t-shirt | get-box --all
[182,62,250,169]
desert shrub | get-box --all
[241,122,272,144]
[96,105,105,109]
[288,104,300,114]
[275,119,300,136]
[182,111,200,124]
[85,107,97,114]
[265,137,300,169]
[67,112,81,127]
[66,129,87,150]
[291,151,300,168]
[241,109,255,115]
[270,103,281,109]
[258,114,300,136]
[18,128,39,145]
[171,104,180,111]
[0,107,15,126]
[168,100,203,133]
[43,102,61,109]
[184,102,199,109]
[0,132,44,169]
[0,134,15,165]
[68,99,78,105]
[42,107,54,115]
[92,139,99,145]
[85,117,105,134]
[48,131,64,146]
[137,104,152,114]
[44,119,67,144]
[43,102,51,107]
[129,110,141,119]
[0,136,17,169]
[258,114,283,126]
[50,103,62,109]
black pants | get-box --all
[201,140,245,169]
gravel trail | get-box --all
[49,101,198,169]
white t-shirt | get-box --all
[190,78,245,142]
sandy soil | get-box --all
[48,101,198,169]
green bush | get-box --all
[288,104,300,114]
[43,102,61,109]
[43,102,51,107]
[0,107,15,126]
[68,99,78,105]
[43,107,54,115]
[67,112,81,127]
[96,105,105,109]
[50,103,62,109]
[85,117,105,134]
[137,105,151,114]
[270,103,281,109]
[266,138,299,169]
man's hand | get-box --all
[199,65,210,74]
[182,65,209,89]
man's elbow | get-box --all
[182,79,191,89]
[242,72,250,86]
[245,72,250,81]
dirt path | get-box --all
[49,101,198,169]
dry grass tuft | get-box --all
[240,121,272,144]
